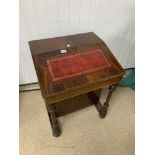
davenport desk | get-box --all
[29,32,125,137]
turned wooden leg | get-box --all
[88,84,118,118]
[87,90,106,118]
[46,104,61,137]
[100,84,118,118]
[104,84,118,107]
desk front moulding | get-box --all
[29,32,125,137]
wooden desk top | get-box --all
[29,32,125,104]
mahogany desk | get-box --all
[29,32,125,137]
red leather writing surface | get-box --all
[47,49,111,82]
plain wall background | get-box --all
[19,0,135,84]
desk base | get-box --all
[46,84,118,137]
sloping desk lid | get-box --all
[46,49,112,83]
[29,32,125,99]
